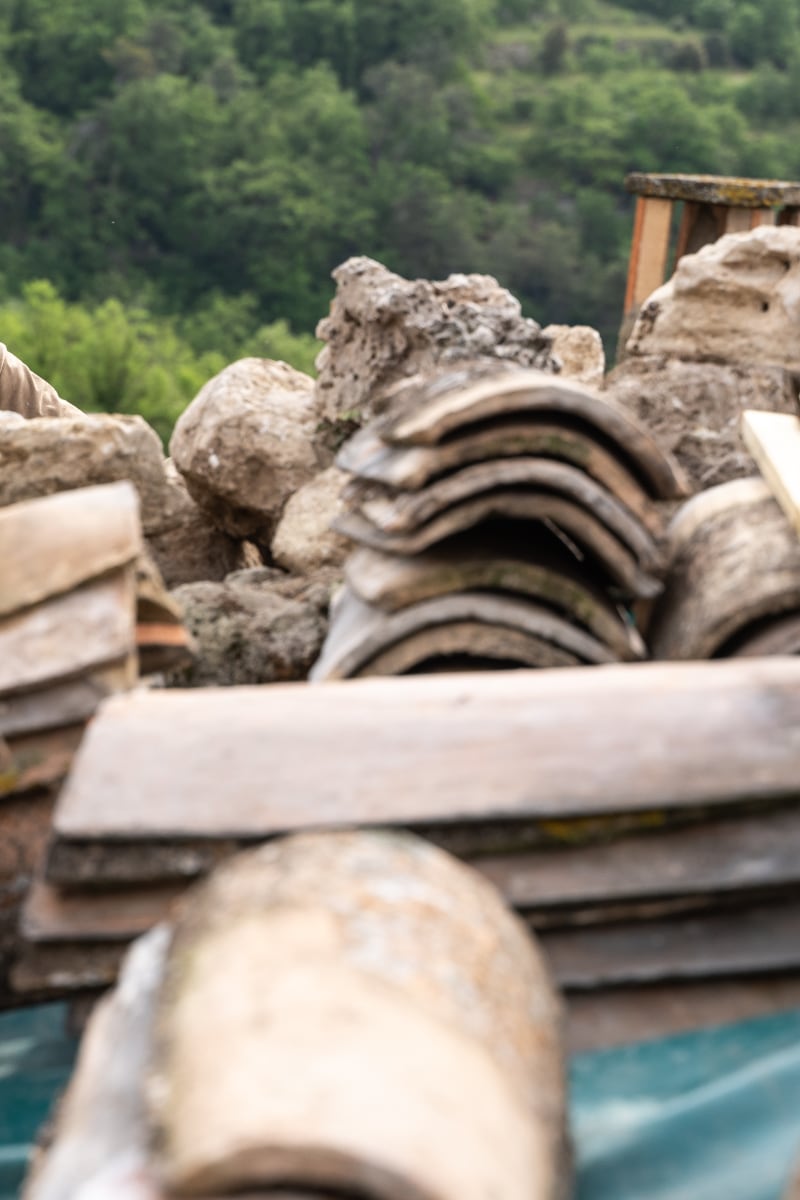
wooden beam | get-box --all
[624,196,673,314]
[50,660,800,851]
[742,409,800,539]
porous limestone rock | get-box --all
[169,359,329,550]
[315,256,557,423]
[271,465,350,576]
[147,460,260,588]
[542,324,605,389]
[625,225,800,368]
[0,413,173,535]
[149,831,567,1200]
[167,568,331,687]
[607,355,798,491]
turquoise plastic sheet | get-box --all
[1,1002,800,1199]
[571,1007,800,1200]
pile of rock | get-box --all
[312,361,687,679]
[607,224,800,490]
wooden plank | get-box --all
[17,898,800,999]
[742,409,800,539]
[0,725,86,798]
[312,587,617,681]
[0,482,141,619]
[334,495,663,600]
[724,206,753,234]
[350,458,663,573]
[625,173,800,208]
[10,940,125,995]
[338,418,663,536]
[566,976,800,1054]
[540,898,800,989]
[0,659,135,739]
[22,879,182,942]
[372,368,688,499]
[0,568,137,698]
[49,660,800,846]
[625,196,672,311]
[474,807,800,912]
[33,810,800,943]
[345,539,646,660]
[650,485,800,659]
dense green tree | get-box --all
[2,0,800,435]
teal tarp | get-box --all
[2,1003,800,1199]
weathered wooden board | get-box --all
[311,587,617,681]
[334,494,663,599]
[49,660,800,849]
[349,458,664,573]
[566,976,800,1054]
[650,487,800,659]
[475,807,800,912]
[338,417,663,535]
[0,568,137,698]
[22,879,182,943]
[742,409,800,539]
[11,940,126,995]
[0,482,141,619]
[0,725,86,798]
[373,367,688,499]
[540,899,800,989]
[29,810,800,946]
[345,539,645,660]
[0,659,136,739]
[16,899,800,999]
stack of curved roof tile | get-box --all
[650,477,800,659]
[312,364,688,680]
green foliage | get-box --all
[0,280,318,442]
[2,0,800,419]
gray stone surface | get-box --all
[315,256,557,424]
[169,359,329,550]
[0,413,173,535]
[271,466,350,576]
[167,568,332,687]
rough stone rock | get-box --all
[606,354,798,491]
[147,460,260,588]
[166,568,331,687]
[149,831,566,1200]
[625,225,800,368]
[169,359,329,549]
[271,466,350,576]
[315,256,557,424]
[0,413,173,535]
[542,324,605,389]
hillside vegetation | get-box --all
[2,0,799,434]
